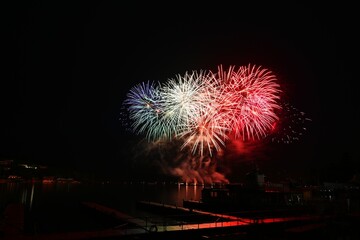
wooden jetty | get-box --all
[1,201,336,240]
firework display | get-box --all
[123,64,284,156]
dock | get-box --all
[1,201,338,240]
[136,200,333,226]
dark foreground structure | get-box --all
[1,171,359,239]
[1,198,360,240]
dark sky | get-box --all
[1,1,359,182]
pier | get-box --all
[82,201,336,235]
[1,201,351,240]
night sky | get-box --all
[2,1,358,182]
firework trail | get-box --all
[216,64,281,141]
[161,70,228,156]
[125,81,173,141]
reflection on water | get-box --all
[178,183,202,204]
[0,182,203,216]
[20,183,35,210]
[1,182,33,212]
[0,181,203,234]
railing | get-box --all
[83,201,333,235]
[112,213,327,234]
